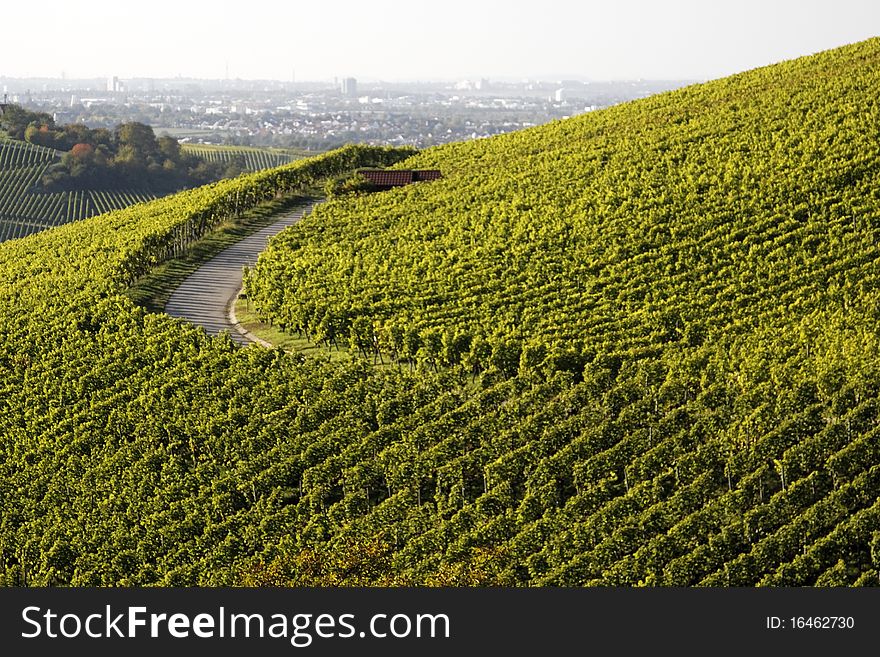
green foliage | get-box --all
[0,135,314,243]
[182,144,302,174]
[0,104,55,141]
[37,120,227,192]
[238,38,880,585]
[248,39,880,381]
[3,106,228,193]
[323,172,377,198]
[1,38,880,588]
[0,137,158,241]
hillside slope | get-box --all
[249,39,880,363]
[0,41,878,586]
[0,138,158,241]
[0,139,302,243]
[243,38,880,584]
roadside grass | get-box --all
[233,296,355,361]
[234,296,402,372]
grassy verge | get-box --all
[234,296,402,371]
[233,295,355,361]
[127,192,319,314]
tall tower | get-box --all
[341,77,357,98]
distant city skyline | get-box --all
[3,0,878,82]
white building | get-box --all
[553,88,568,102]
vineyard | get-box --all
[0,39,879,587]
[0,141,304,243]
[0,138,157,242]
[181,144,304,172]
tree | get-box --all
[157,136,182,163]
[70,143,94,159]
[115,122,158,157]
[0,104,55,140]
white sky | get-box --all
[2,0,878,81]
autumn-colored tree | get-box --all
[70,143,94,159]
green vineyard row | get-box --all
[0,141,306,243]
[0,39,879,587]
[181,144,302,171]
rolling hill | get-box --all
[0,140,305,243]
[0,138,158,241]
[0,39,879,586]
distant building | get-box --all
[341,77,357,97]
[52,111,76,124]
[107,76,124,93]
[357,169,442,190]
[555,88,579,102]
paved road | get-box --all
[165,201,316,345]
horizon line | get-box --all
[0,74,703,85]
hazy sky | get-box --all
[3,0,878,81]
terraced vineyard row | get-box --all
[0,139,158,241]
[0,144,416,586]
[0,139,302,243]
[1,188,157,225]
[0,138,60,168]
[247,43,880,368]
[182,145,302,171]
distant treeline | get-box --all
[0,105,242,192]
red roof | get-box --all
[360,170,414,186]
[357,169,442,188]
[413,170,442,181]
